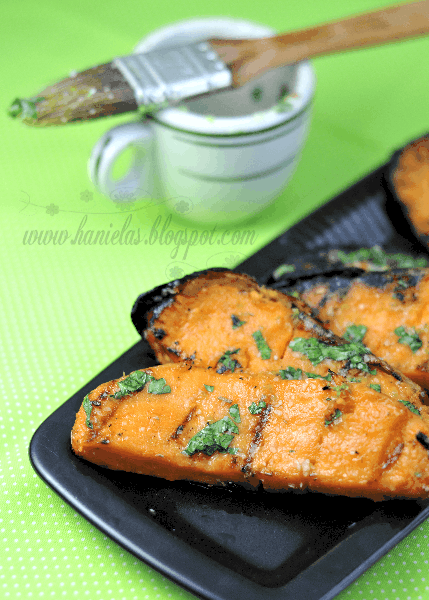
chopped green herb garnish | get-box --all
[8,97,44,122]
[344,324,367,343]
[331,383,349,396]
[229,404,241,423]
[183,416,239,456]
[82,395,93,429]
[217,349,240,373]
[369,384,381,393]
[335,247,428,270]
[111,370,152,399]
[396,278,408,289]
[147,377,171,394]
[289,337,373,373]
[272,263,295,279]
[398,399,420,415]
[231,315,246,329]
[279,367,303,380]
[204,384,214,393]
[279,367,332,381]
[228,447,239,455]
[325,409,342,426]
[306,372,332,381]
[248,400,267,415]
[394,326,422,353]
[252,330,271,360]
[111,371,170,398]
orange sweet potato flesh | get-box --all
[71,363,429,501]
[301,270,429,390]
[143,270,428,410]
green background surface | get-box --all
[2,0,429,598]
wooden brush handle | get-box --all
[210,0,429,86]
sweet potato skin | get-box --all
[296,269,429,389]
[71,363,429,501]
[135,269,428,410]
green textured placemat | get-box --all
[2,0,429,599]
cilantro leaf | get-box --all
[248,400,267,415]
[398,399,420,415]
[344,324,367,343]
[111,371,171,398]
[8,97,42,121]
[279,367,303,380]
[217,349,240,374]
[229,403,241,423]
[231,315,246,329]
[183,416,239,456]
[147,377,171,394]
[289,337,373,373]
[278,367,331,382]
[394,326,422,353]
[82,395,93,429]
[325,409,342,426]
[272,263,295,279]
[252,330,271,360]
[305,372,332,381]
[335,247,427,270]
[369,384,381,393]
[204,384,214,393]
[331,383,349,396]
[111,370,153,399]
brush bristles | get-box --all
[9,63,138,126]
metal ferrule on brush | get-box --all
[113,42,233,106]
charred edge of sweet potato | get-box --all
[279,268,427,303]
[131,268,243,336]
[268,266,365,291]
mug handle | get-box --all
[88,121,157,201]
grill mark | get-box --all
[88,382,125,440]
[417,431,429,451]
[390,370,403,382]
[290,299,339,345]
[170,408,195,441]
[316,291,331,310]
[242,405,272,476]
[166,346,181,357]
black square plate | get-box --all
[30,156,429,600]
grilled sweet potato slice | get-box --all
[132,269,428,409]
[290,268,429,390]
[71,363,429,501]
[392,135,429,244]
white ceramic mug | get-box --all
[88,18,316,224]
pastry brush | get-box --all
[9,0,429,126]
